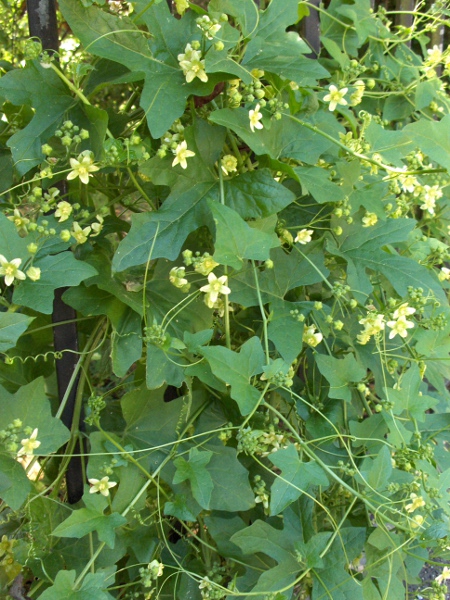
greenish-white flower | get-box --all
[302,325,322,347]
[88,476,117,496]
[54,201,73,222]
[249,103,263,132]
[0,256,26,286]
[221,154,238,175]
[178,43,208,83]
[172,141,195,169]
[200,272,231,308]
[386,315,414,339]
[323,84,348,111]
[26,267,41,282]
[17,428,41,457]
[362,212,378,227]
[71,222,91,244]
[294,229,313,244]
[67,151,100,184]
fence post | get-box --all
[27,0,84,504]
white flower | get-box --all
[8,209,29,233]
[88,476,117,497]
[249,104,263,132]
[91,215,104,237]
[438,267,450,282]
[405,493,426,513]
[350,80,365,106]
[175,0,189,15]
[386,315,414,339]
[323,85,348,111]
[17,428,41,457]
[359,312,385,336]
[172,141,195,169]
[67,151,100,184]
[426,45,442,65]
[0,256,26,286]
[392,303,415,319]
[398,172,419,194]
[200,272,231,307]
[54,201,73,222]
[436,566,450,585]
[303,325,323,347]
[295,229,313,244]
[419,184,442,215]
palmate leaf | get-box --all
[0,61,75,175]
[326,217,444,302]
[13,252,98,314]
[404,113,450,172]
[269,445,328,515]
[0,312,34,352]
[39,570,114,600]
[60,0,221,138]
[201,337,265,415]
[53,491,126,549]
[209,201,279,270]
[230,245,330,307]
[315,353,366,402]
[173,447,213,509]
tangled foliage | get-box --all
[0,0,450,598]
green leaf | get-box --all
[0,377,70,456]
[53,500,126,548]
[404,114,450,173]
[39,570,114,600]
[0,61,74,174]
[315,353,366,402]
[13,253,98,314]
[327,218,444,302]
[224,169,296,219]
[208,200,279,270]
[246,0,299,42]
[0,453,31,510]
[201,337,265,415]
[173,447,213,509]
[365,121,412,166]
[208,447,255,512]
[230,245,330,307]
[121,387,191,465]
[209,108,336,163]
[0,312,34,352]
[0,212,32,258]
[59,0,151,72]
[243,34,328,86]
[146,343,186,389]
[383,363,437,422]
[209,0,259,38]
[112,181,215,271]
[269,444,328,515]
[231,519,295,563]
[267,300,305,364]
[294,166,345,204]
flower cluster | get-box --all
[357,311,385,345]
[182,250,219,276]
[169,266,190,292]
[196,15,221,40]
[139,559,164,588]
[178,42,208,83]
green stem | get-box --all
[218,167,231,349]
[251,260,269,362]
[127,167,155,210]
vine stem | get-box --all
[218,166,231,349]
[251,260,269,362]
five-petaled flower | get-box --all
[172,141,196,169]
[303,325,323,347]
[178,43,208,83]
[67,151,100,184]
[0,255,26,286]
[323,85,348,111]
[405,493,426,513]
[17,428,41,457]
[249,104,263,132]
[200,272,231,308]
[387,315,414,339]
[221,154,238,175]
[295,229,314,244]
[436,566,450,585]
[54,201,73,222]
[71,222,91,244]
[88,476,117,497]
